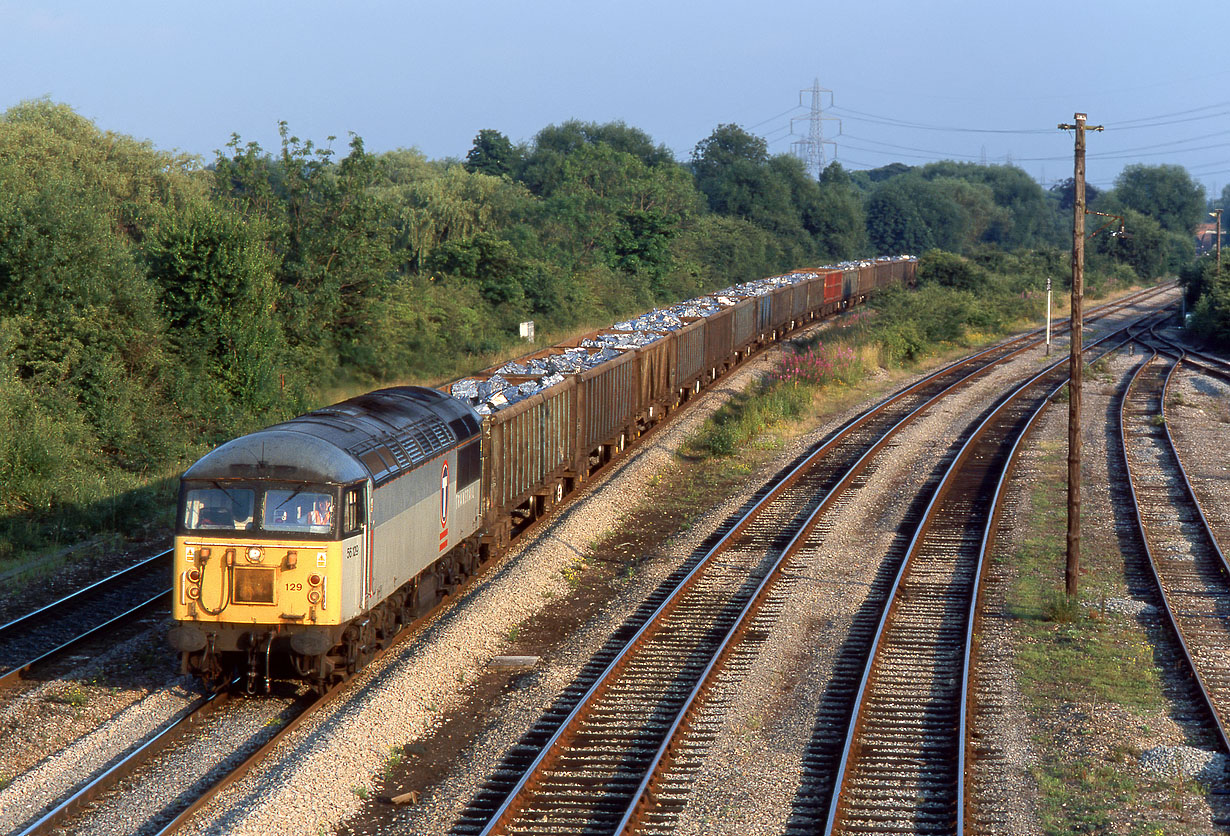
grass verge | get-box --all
[1005,437,1214,835]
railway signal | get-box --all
[1211,209,1223,278]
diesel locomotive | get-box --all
[169,257,916,691]
[169,387,484,692]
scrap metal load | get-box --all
[443,256,914,548]
[449,256,914,416]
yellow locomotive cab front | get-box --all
[169,478,367,691]
[173,535,343,627]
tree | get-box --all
[919,162,1053,249]
[691,126,820,264]
[916,249,989,292]
[691,124,768,187]
[865,181,935,254]
[464,129,520,177]
[1189,267,1230,347]
[519,120,676,195]
[213,127,395,373]
[1113,164,1205,234]
[1050,177,1101,212]
[1091,208,1166,279]
[812,162,867,259]
[142,198,288,423]
[427,230,528,307]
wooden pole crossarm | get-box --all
[1085,209,1126,239]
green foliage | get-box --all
[916,249,990,292]
[1091,208,1166,280]
[520,120,675,195]
[1186,257,1230,348]
[867,267,1046,363]
[864,162,1056,254]
[464,129,520,177]
[142,198,292,432]
[688,383,812,457]
[668,214,792,289]
[865,181,934,254]
[213,126,396,376]
[813,162,867,259]
[1049,177,1102,212]
[919,162,1054,249]
[1112,163,1206,234]
[0,102,1199,566]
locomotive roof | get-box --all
[183,386,482,486]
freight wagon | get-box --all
[169,256,915,690]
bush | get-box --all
[917,249,991,292]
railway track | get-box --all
[1,284,1174,836]
[818,321,1143,835]
[452,294,1171,836]
[1119,349,1230,753]
[1143,323,1230,382]
[0,283,1172,696]
[0,550,172,688]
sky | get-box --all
[3,0,1228,198]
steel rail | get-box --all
[471,290,1174,835]
[12,680,238,836]
[0,549,171,638]
[0,591,170,688]
[609,296,1169,834]
[0,550,174,688]
[1118,349,1230,754]
[1141,323,1230,383]
[954,330,1139,833]
[145,682,342,836]
[1158,354,1230,576]
[823,318,1149,835]
[5,283,1174,836]
[610,325,1045,835]
[473,325,1046,835]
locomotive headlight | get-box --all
[307,590,321,604]
[246,547,262,563]
[308,573,322,587]
[187,568,201,584]
[187,585,201,600]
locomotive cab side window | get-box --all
[343,485,365,536]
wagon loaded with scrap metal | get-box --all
[167,257,916,692]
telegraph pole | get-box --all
[1058,112,1102,598]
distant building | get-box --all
[1195,222,1221,255]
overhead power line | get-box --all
[829,105,1052,135]
[1103,99,1230,127]
[746,105,806,131]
